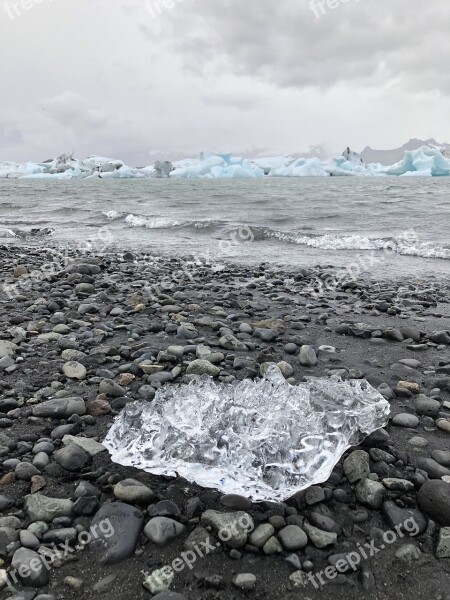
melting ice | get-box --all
[1,146,450,180]
[103,366,390,502]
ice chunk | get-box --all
[154,160,173,178]
[103,366,390,502]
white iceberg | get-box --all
[1,145,449,180]
[103,366,390,502]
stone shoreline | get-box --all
[0,246,449,600]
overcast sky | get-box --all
[1,0,449,164]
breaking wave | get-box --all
[252,228,450,260]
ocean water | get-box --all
[0,177,449,280]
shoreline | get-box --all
[0,247,449,599]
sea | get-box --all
[1,177,449,281]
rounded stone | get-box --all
[113,479,155,505]
[391,414,419,428]
[144,517,186,547]
[277,525,308,551]
[418,480,450,525]
[62,361,87,380]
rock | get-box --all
[148,500,181,519]
[382,501,427,534]
[400,326,421,342]
[219,335,247,351]
[249,524,275,548]
[395,544,422,562]
[289,570,308,588]
[15,462,40,481]
[262,536,283,555]
[183,526,220,553]
[24,494,73,522]
[397,381,420,394]
[299,346,317,367]
[13,265,28,278]
[355,479,385,509]
[62,361,87,380]
[114,479,155,505]
[343,450,370,483]
[277,525,308,551]
[87,396,111,416]
[54,443,90,472]
[382,478,415,492]
[98,379,126,398]
[201,510,253,548]
[418,480,450,525]
[186,360,220,377]
[62,435,106,457]
[430,331,450,345]
[64,576,84,590]
[143,567,174,595]
[415,457,450,479]
[254,328,278,342]
[11,547,49,587]
[414,396,441,417]
[0,341,17,359]
[303,522,337,548]
[144,517,186,547]
[220,494,252,511]
[232,573,257,590]
[304,486,325,505]
[89,502,144,565]
[32,397,86,418]
[431,450,450,467]
[0,495,14,512]
[391,413,419,428]
[436,418,450,434]
[436,527,450,558]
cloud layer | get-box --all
[0,0,448,163]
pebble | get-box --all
[299,345,318,367]
[232,573,257,590]
[418,480,450,525]
[391,413,420,428]
[355,479,385,509]
[62,361,87,380]
[343,450,370,483]
[114,479,155,505]
[277,525,308,551]
[201,510,253,548]
[186,359,220,377]
[24,494,73,522]
[144,517,186,547]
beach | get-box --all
[0,244,449,599]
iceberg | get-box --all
[1,145,449,180]
[384,146,450,177]
[103,366,390,502]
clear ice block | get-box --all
[103,366,390,502]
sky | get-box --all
[0,0,449,165]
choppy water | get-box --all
[0,177,449,279]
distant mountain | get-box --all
[361,138,450,165]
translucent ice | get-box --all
[103,366,390,502]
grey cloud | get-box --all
[164,0,450,93]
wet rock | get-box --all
[89,502,144,565]
[114,479,155,505]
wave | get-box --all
[101,210,218,230]
[251,227,450,260]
